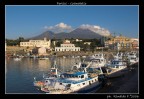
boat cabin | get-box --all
[60,72,88,81]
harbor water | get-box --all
[6,56,138,94]
[6,57,81,93]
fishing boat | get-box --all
[34,61,107,94]
[105,57,128,78]
[34,60,61,88]
[87,53,107,68]
[72,53,106,70]
[126,51,139,65]
[113,52,123,60]
[35,70,106,94]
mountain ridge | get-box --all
[28,28,110,40]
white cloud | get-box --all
[56,23,70,28]
[44,26,48,29]
[94,26,100,29]
[79,24,110,36]
[43,23,111,36]
[44,22,73,33]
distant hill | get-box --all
[28,31,55,40]
[68,28,102,39]
[28,28,107,40]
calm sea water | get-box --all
[6,57,82,94]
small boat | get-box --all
[13,57,22,61]
[86,53,107,68]
[113,52,123,60]
[126,52,139,65]
[39,56,49,60]
[105,58,128,78]
[34,60,61,87]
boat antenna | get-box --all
[34,77,36,81]
[43,73,45,78]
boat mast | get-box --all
[53,60,58,75]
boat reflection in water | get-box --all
[6,57,81,93]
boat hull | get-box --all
[107,67,128,78]
[73,81,102,93]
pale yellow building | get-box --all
[105,36,132,50]
[20,37,51,49]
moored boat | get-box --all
[126,52,139,65]
[105,58,128,78]
[35,70,106,94]
[34,60,107,94]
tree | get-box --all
[56,40,62,47]
[6,37,25,46]
[83,44,90,51]
[6,39,17,46]
[90,42,96,52]
[51,42,55,49]
[18,37,24,42]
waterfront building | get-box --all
[130,38,139,50]
[55,40,80,51]
[20,37,51,49]
[38,47,47,55]
[104,35,138,50]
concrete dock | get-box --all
[96,63,138,93]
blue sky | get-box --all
[6,5,138,39]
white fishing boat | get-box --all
[35,70,106,94]
[86,53,107,68]
[113,52,123,60]
[71,53,107,75]
[105,58,128,78]
[34,60,61,87]
[126,52,139,65]
[34,61,107,94]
